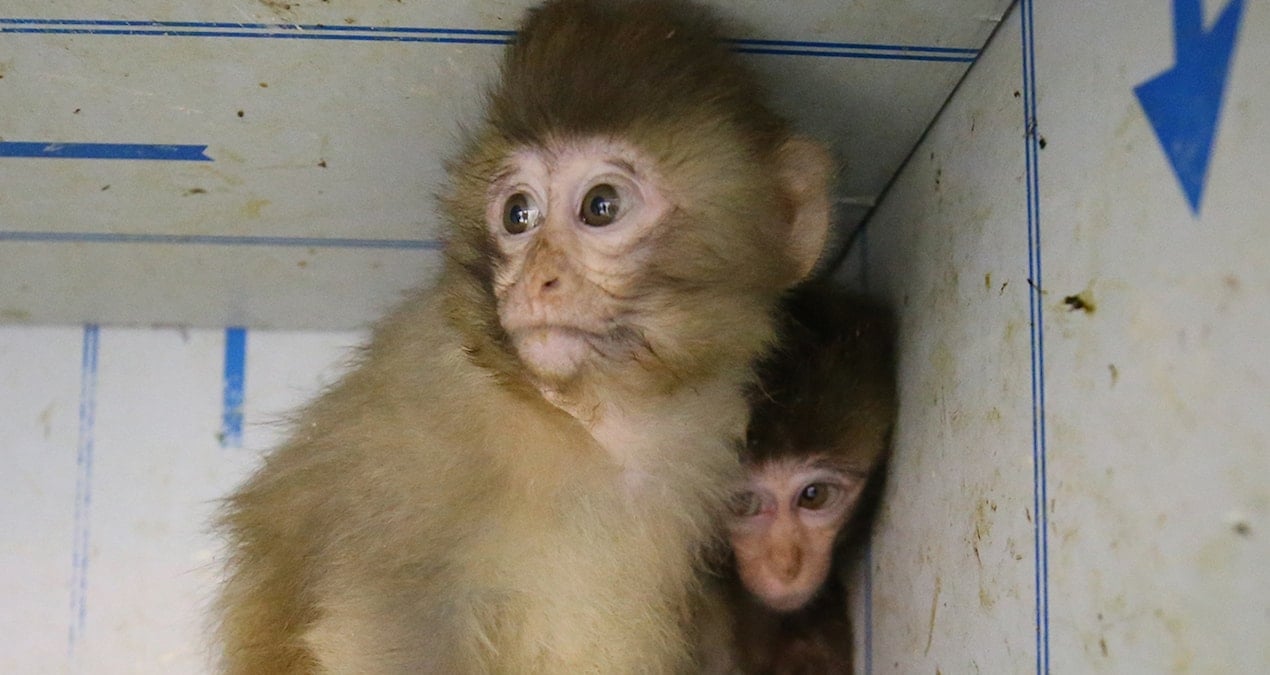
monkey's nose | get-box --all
[771,544,803,582]
[541,276,560,290]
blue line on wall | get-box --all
[730,37,978,55]
[0,18,516,36]
[1134,0,1244,215]
[68,324,100,656]
[0,18,979,62]
[221,328,247,449]
[0,230,443,250]
[0,141,211,161]
[0,26,511,45]
[732,47,975,63]
[1018,2,1050,674]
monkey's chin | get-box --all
[757,587,819,613]
[511,327,596,382]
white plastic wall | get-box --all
[1,326,358,672]
[0,1,1007,671]
[0,0,1006,329]
[846,0,1268,672]
[3,0,1268,673]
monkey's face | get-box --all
[727,457,865,612]
[485,137,672,384]
[448,116,830,390]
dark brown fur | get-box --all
[727,576,855,675]
[716,283,897,674]
[745,283,897,472]
[491,0,784,147]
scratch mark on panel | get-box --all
[39,403,54,438]
[925,575,942,656]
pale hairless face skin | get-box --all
[728,456,867,612]
[489,139,672,384]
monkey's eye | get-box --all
[503,193,541,234]
[797,483,837,510]
[579,184,621,227]
[729,491,763,518]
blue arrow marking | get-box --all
[0,141,212,161]
[1134,0,1244,215]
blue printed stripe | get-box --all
[68,324,100,655]
[730,37,978,55]
[0,142,211,161]
[1018,1,1050,674]
[0,18,515,36]
[221,328,247,449]
[0,18,978,61]
[0,26,510,45]
[730,38,977,62]
[0,230,442,250]
[732,46,975,63]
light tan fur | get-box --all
[214,1,832,672]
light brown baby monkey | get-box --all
[701,283,897,674]
[214,0,834,672]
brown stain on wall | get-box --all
[259,0,296,16]
[978,585,995,610]
[38,404,54,439]
[244,198,271,219]
[1063,290,1096,314]
[1,308,32,321]
[972,498,1000,610]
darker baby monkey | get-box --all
[705,284,897,674]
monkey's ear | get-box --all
[775,137,834,284]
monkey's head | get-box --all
[729,286,897,612]
[441,0,832,394]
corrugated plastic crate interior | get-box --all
[2,1,1266,672]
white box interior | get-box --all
[3,1,1267,673]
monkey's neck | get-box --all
[543,373,748,499]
